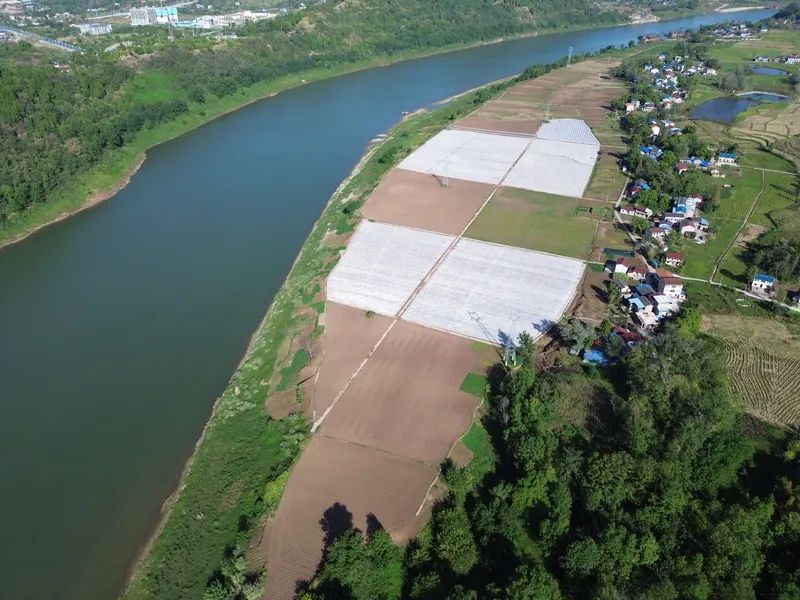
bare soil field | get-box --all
[361,169,494,235]
[464,60,625,128]
[312,302,393,418]
[262,435,436,600]
[319,321,479,463]
[453,116,542,136]
[571,270,611,324]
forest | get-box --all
[0,0,618,226]
[304,315,800,600]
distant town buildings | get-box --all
[176,10,277,29]
[130,6,178,26]
[72,22,112,35]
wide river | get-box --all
[0,9,771,600]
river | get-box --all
[0,9,772,600]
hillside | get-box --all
[0,0,618,241]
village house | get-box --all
[754,55,771,62]
[640,145,663,160]
[647,227,667,240]
[750,273,776,293]
[674,195,702,217]
[625,100,640,112]
[665,252,684,268]
[619,204,653,219]
[629,265,647,281]
[653,269,685,300]
[784,54,800,64]
[717,152,738,165]
[630,179,651,197]
[675,162,689,174]
[663,212,684,225]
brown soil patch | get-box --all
[361,170,494,235]
[571,270,610,323]
[267,389,299,419]
[735,223,769,246]
[449,440,474,467]
[320,321,479,464]
[263,436,436,600]
[312,302,393,418]
[463,59,626,134]
[453,116,542,136]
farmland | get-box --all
[465,188,598,260]
[254,57,632,597]
[584,149,628,202]
[360,170,493,236]
[701,314,800,429]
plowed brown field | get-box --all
[263,436,436,600]
[453,116,542,136]
[361,170,494,235]
[320,321,479,463]
[462,59,625,131]
[312,302,393,417]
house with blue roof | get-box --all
[751,273,776,293]
[583,349,609,366]
[718,152,738,165]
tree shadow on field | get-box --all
[591,284,610,302]
[719,268,748,285]
[295,502,354,597]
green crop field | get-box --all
[682,219,743,280]
[466,188,597,260]
[716,244,750,288]
[750,171,798,227]
[584,150,628,202]
[713,168,763,221]
[737,148,796,173]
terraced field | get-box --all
[750,171,798,227]
[703,315,800,429]
[724,340,800,428]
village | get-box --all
[570,44,796,365]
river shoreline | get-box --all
[1,6,773,252]
[122,125,389,589]
[0,20,624,253]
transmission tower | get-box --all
[567,46,574,68]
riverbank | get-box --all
[0,19,630,252]
[119,72,519,600]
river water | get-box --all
[0,9,772,600]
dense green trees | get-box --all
[0,54,188,221]
[0,0,618,226]
[310,316,800,599]
[746,228,800,279]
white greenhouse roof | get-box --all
[403,238,584,344]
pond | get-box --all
[751,64,788,76]
[690,92,789,123]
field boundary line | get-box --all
[397,136,537,320]
[315,432,437,467]
[310,319,397,432]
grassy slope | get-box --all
[121,77,515,600]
